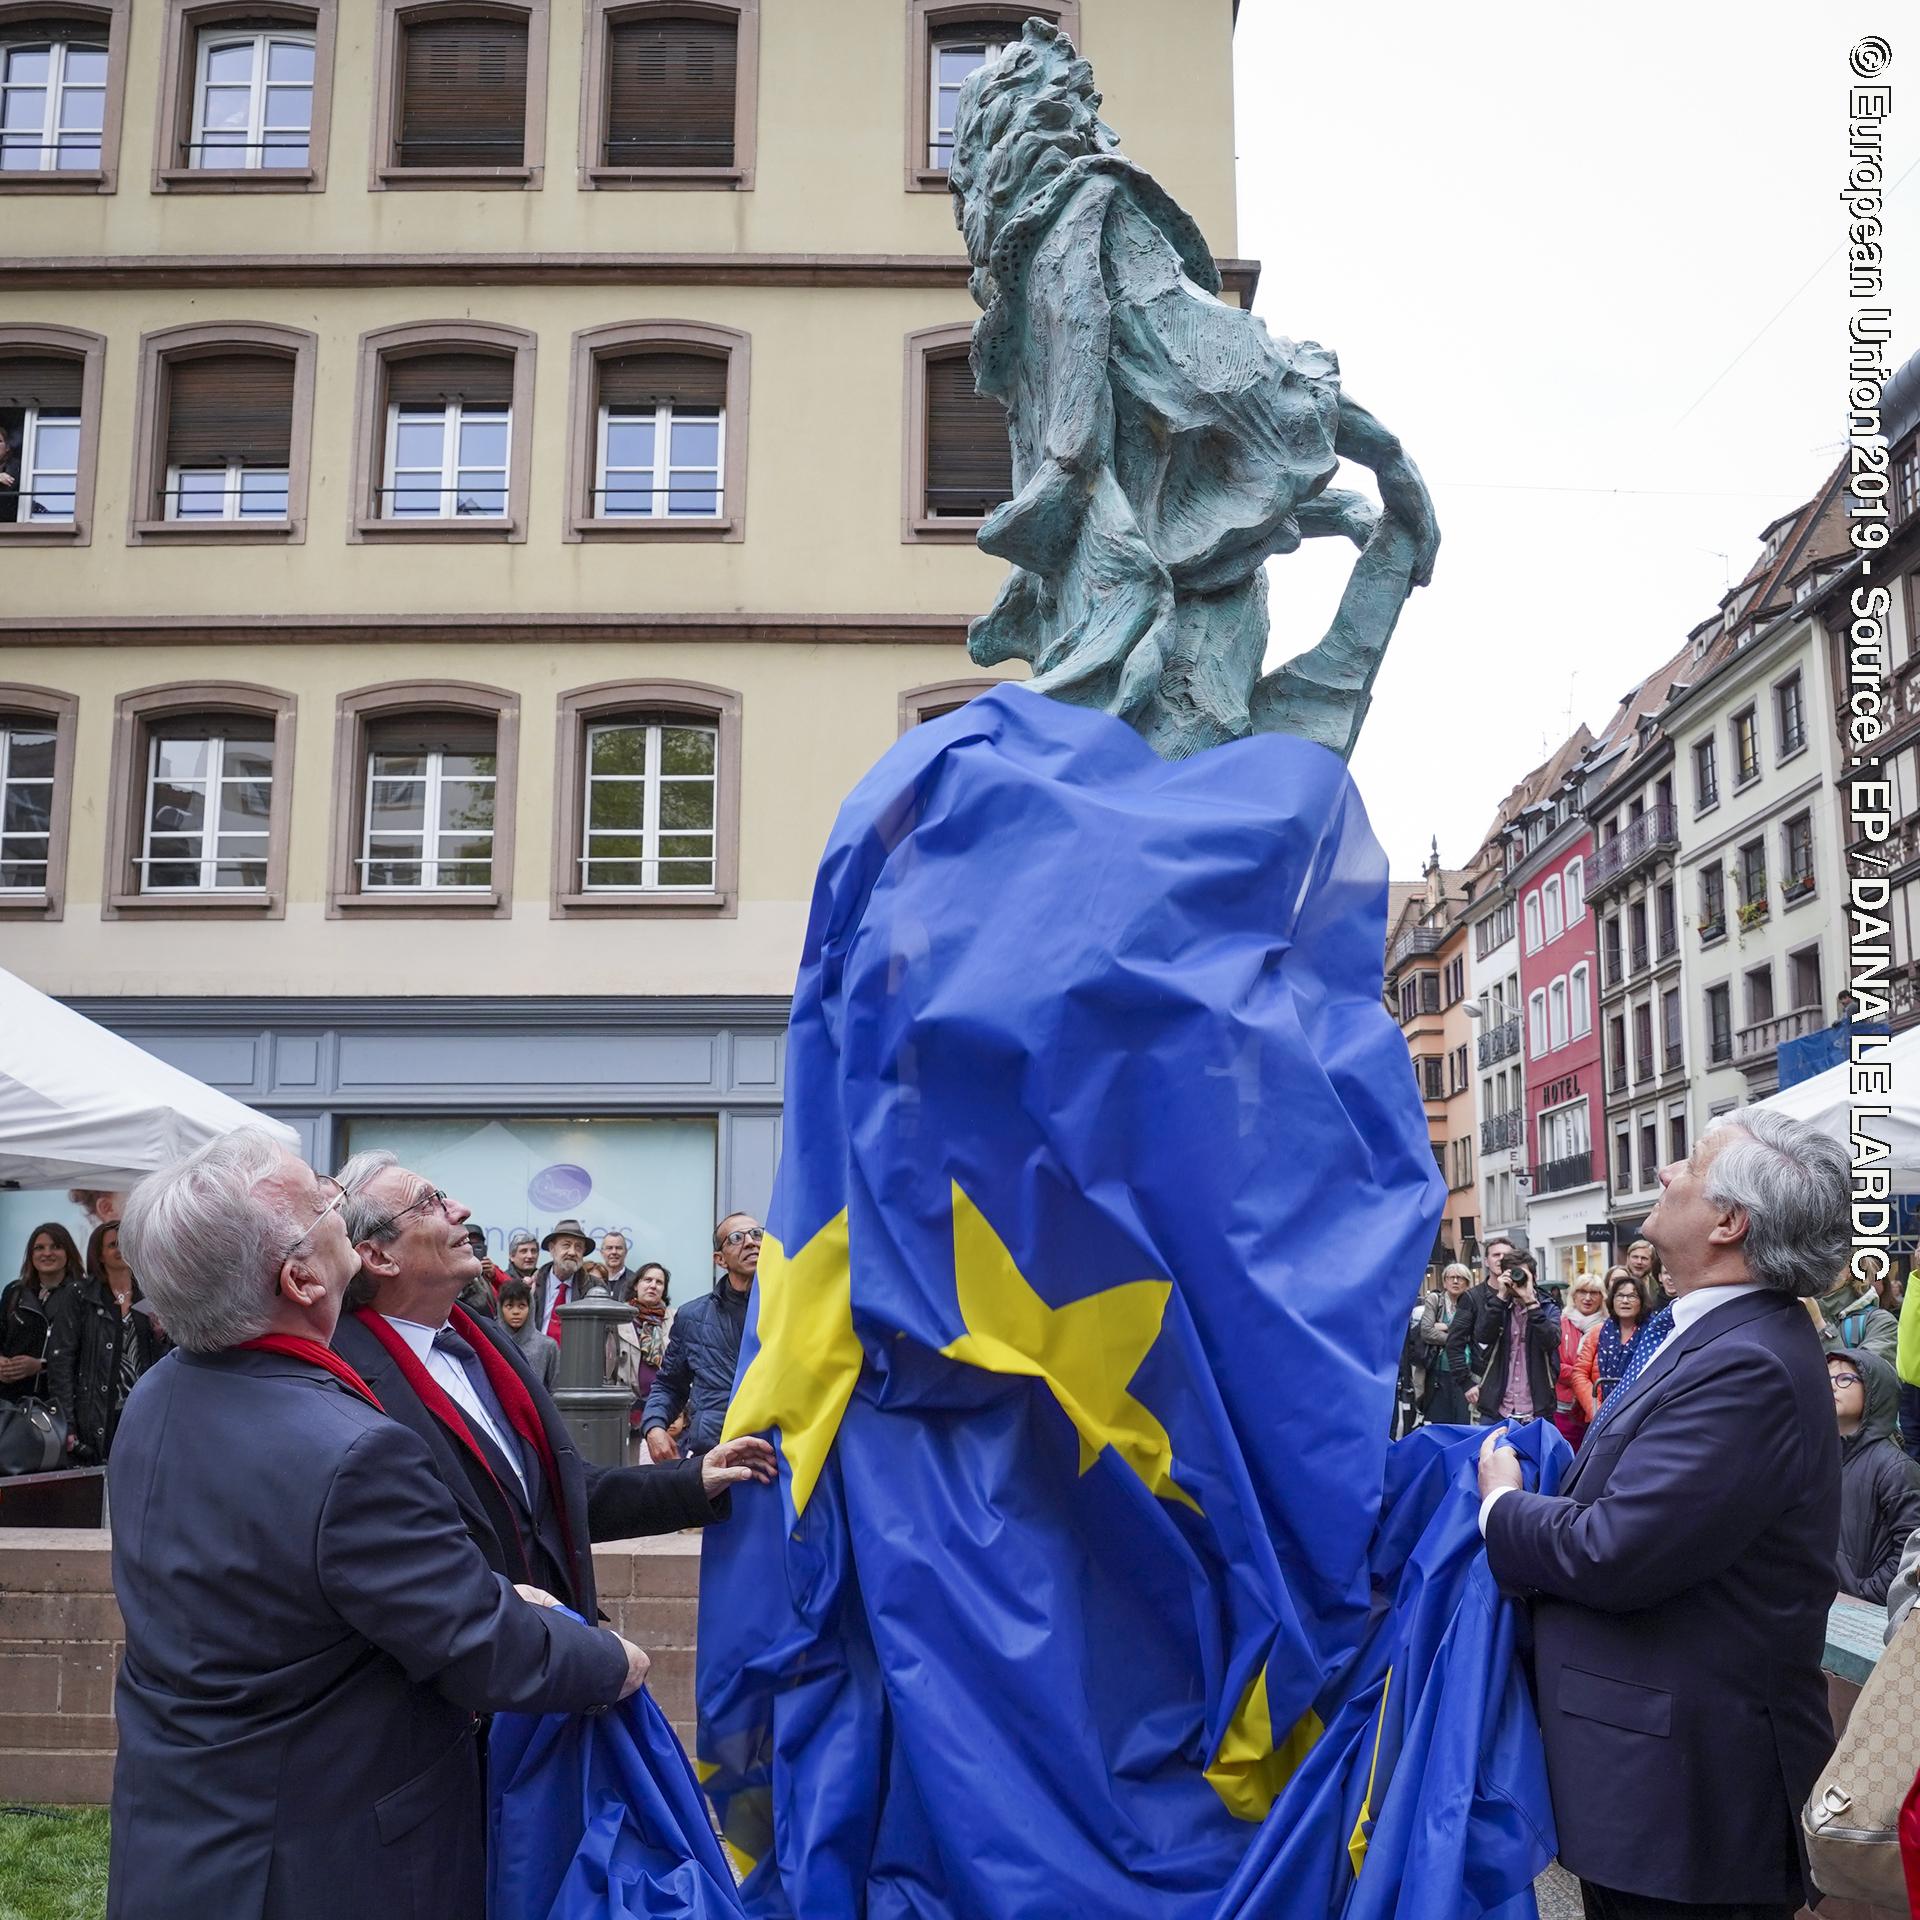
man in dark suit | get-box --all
[108,1128,648,1920]
[330,1151,773,1617]
[1478,1106,1850,1920]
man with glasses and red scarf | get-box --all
[328,1152,773,1623]
[642,1211,760,1464]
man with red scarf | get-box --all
[105,1128,647,1920]
[329,1150,773,1619]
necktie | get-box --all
[546,1275,569,1340]
[433,1326,531,1497]
[1585,1302,1675,1441]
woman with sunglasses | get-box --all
[1829,1346,1920,1604]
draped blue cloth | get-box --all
[488,1677,746,1920]
[692,685,1556,1918]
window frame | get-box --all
[326,678,519,919]
[1563,855,1584,924]
[127,321,316,546]
[0,684,76,920]
[1527,988,1547,1059]
[0,323,104,546]
[0,0,126,194]
[1730,705,1761,788]
[153,0,335,193]
[185,22,316,174]
[1541,874,1563,942]
[1781,809,1816,902]
[563,319,747,543]
[904,0,1078,192]
[1773,669,1806,761]
[1691,734,1718,813]
[163,453,292,523]
[1569,962,1591,1038]
[551,678,741,919]
[350,320,535,543]
[1522,889,1541,953]
[577,0,757,191]
[1705,981,1733,1064]
[380,396,512,523]
[103,682,295,920]
[369,0,549,192]
[902,321,1013,544]
[898,678,1008,732]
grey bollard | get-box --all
[552,1280,634,1468]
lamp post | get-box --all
[551,1271,633,1467]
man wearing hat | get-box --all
[533,1218,592,1338]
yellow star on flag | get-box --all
[722,1210,858,1519]
[939,1181,1199,1512]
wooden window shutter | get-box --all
[366,709,497,756]
[924,351,1011,517]
[596,349,726,410]
[164,353,296,465]
[396,14,529,168]
[604,14,736,169]
[0,14,108,47]
[385,351,516,407]
[0,355,84,411]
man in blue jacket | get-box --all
[1478,1107,1849,1920]
[107,1128,649,1920]
[643,1210,759,1461]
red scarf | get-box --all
[234,1334,384,1412]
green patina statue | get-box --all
[948,20,1439,761]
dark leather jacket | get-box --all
[46,1275,169,1462]
[0,1275,78,1405]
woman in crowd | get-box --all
[1416,1262,1473,1426]
[613,1262,675,1463]
[1830,1347,1920,1604]
[1573,1267,1653,1421]
[46,1221,169,1465]
[0,1222,83,1406]
[1554,1274,1607,1451]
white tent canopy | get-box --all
[0,966,298,1188]
[1754,1025,1920,1179]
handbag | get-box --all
[0,1395,68,1476]
[1804,1601,1920,1906]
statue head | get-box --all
[947,18,1118,273]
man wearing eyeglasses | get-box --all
[328,1153,774,1625]
[642,1212,761,1465]
[103,1129,648,1920]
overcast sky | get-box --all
[1231,0,1917,876]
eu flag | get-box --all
[696,686,1553,1917]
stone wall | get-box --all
[0,1528,704,1807]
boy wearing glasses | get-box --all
[641,1213,761,1463]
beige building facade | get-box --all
[0,0,1249,1270]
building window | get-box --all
[1668,1104,1688,1163]
[1569,962,1591,1037]
[1523,890,1541,952]
[581,0,757,189]
[1774,671,1806,757]
[1548,977,1568,1050]
[0,345,89,530]
[154,0,333,191]
[898,680,1004,731]
[552,679,740,917]
[1539,1099,1589,1167]
[1655,880,1677,956]
[1737,839,1766,915]
[1528,989,1547,1057]
[1788,944,1822,1010]
[1895,441,1919,527]
[1607,1012,1627,1091]
[130,324,315,544]
[0,19,105,171]
[1542,874,1563,942]
[187,24,312,168]
[0,685,74,919]
[353,324,534,542]
[1638,1115,1659,1189]
[905,0,1076,189]
[106,685,294,918]
[1782,811,1814,900]
[1744,963,1774,1029]
[1692,735,1718,812]
[1731,706,1760,786]
[1632,1001,1653,1081]
[373,0,548,189]
[1698,862,1725,940]
[1661,986,1682,1069]
[1706,983,1732,1064]
[904,324,1012,541]
[1613,1123,1632,1195]
[1564,856,1584,923]
[566,321,747,542]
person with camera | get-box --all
[1445,1247,1561,1426]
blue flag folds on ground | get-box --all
[489,1679,746,1920]
[696,685,1551,1918]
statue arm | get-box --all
[1333,399,1439,588]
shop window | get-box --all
[580,0,756,188]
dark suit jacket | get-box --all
[106,1346,627,1920]
[1485,1288,1838,1906]
[330,1307,719,1617]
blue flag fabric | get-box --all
[695,685,1550,1918]
[489,1679,746,1920]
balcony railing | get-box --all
[1480,1107,1523,1154]
[1535,1150,1593,1194]
[1476,1016,1520,1067]
[1603,947,1623,989]
[1387,923,1447,973]
[1634,1051,1654,1083]
[1608,1059,1627,1093]
[1735,1005,1822,1071]
[1628,940,1649,975]
[1709,1030,1733,1065]
[1663,1040,1684,1072]
[1587,802,1679,896]
[1656,919,1678,959]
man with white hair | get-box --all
[1477,1107,1849,1920]
[104,1127,649,1920]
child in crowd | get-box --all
[1831,1346,1920,1605]
[497,1277,559,1388]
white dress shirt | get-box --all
[380,1313,528,1498]
[1478,1281,1770,1535]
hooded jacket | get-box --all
[1833,1346,1920,1605]
[1817,1278,1899,1367]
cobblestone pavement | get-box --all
[1535,1861,1582,1918]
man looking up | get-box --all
[643,1211,759,1463]
[330,1153,773,1620]
[1478,1109,1848,1919]
[105,1129,645,1920]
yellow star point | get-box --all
[722,1210,857,1519]
[939,1181,1198,1512]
